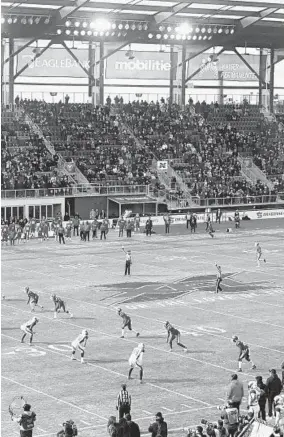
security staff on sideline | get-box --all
[117,384,131,419]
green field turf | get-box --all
[2,218,284,437]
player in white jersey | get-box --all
[255,243,266,267]
[275,395,284,435]
[20,316,39,345]
[128,343,145,384]
[71,330,88,364]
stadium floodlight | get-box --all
[125,23,129,30]
[35,17,40,24]
[182,34,186,40]
[213,27,218,34]
[156,33,161,39]
[87,30,92,36]
[167,26,172,32]
[143,23,148,30]
[225,27,229,34]
[130,23,136,30]
[21,17,27,24]
[117,32,122,37]
[170,34,175,39]
[218,28,223,33]
[137,24,142,31]
[65,20,71,27]
[230,28,235,34]
[159,25,165,32]
[44,16,50,24]
[208,27,212,33]
[177,23,190,34]
[57,29,62,34]
[99,31,104,36]
[208,35,212,40]
[82,21,87,28]
[13,17,18,23]
[105,31,110,36]
[163,34,168,39]
[201,27,206,33]
[111,31,115,36]
[192,35,197,40]
[7,17,13,24]
[93,31,98,36]
[148,33,153,39]
[81,30,86,36]
[195,26,200,33]
[112,23,117,29]
[1,17,5,24]
[203,35,207,40]
[176,34,181,40]
[74,30,79,35]
[65,29,71,35]
[198,35,202,40]
[28,17,33,25]
[187,35,192,40]
[118,23,123,30]
[74,21,80,27]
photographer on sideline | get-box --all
[12,403,36,437]
[56,420,78,437]
[219,402,239,437]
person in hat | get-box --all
[117,384,131,419]
[12,403,36,437]
[266,369,283,417]
[255,375,267,421]
[148,412,167,437]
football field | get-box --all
[2,218,284,437]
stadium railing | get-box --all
[1,185,149,199]
[183,194,280,207]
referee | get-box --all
[117,384,131,419]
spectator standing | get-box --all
[148,412,167,437]
[72,214,80,236]
[85,221,91,242]
[122,248,132,276]
[12,403,36,437]
[220,402,239,437]
[107,416,119,437]
[266,369,283,417]
[117,384,131,419]
[216,209,222,224]
[126,219,133,238]
[118,216,126,237]
[80,222,86,241]
[58,224,65,245]
[186,212,191,229]
[216,420,227,437]
[100,218,109,240]
[255,375,267,421]
[227,374,244,412]
[91,219,98,239]
[163,213,171,234]
[145,217,153,237]
[125,414,140,437]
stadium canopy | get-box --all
[1,0,284,48]
[108,196,159,218]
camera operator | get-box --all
[56,420,78,437]
[196,426,207,437]
[216,420,227,437]
[148,412,167,437]
[219,402,239,437]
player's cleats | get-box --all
[120,336,125,338]
[264,259,266,263]
[168,349,173,352]
[184,348,188,353]
[136,333,140,337]
[81,358,85,364]
[71,356,76,360]
[251,365,256,369]
[237,369,243,372]
[70,313,73,318]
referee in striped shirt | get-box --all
[117,384,131,419]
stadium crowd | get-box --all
[2,98,283,199]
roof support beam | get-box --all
[152,2,193,25]
[238,7,279,30]
[233,48,268,86]
[172,44,213,72]
[185,47,225,83]
[56,0,90,23]
[90,41,131,69]
[61,41,99,86]
[14,40,53,80]
[2,38,38,66]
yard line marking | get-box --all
[80,419,92,425]
[181,404,192,409]
[36,427,47,432]
[1,375,108,421]
[112,293,145,305]
[100,291,126,301]
[161,407,174,412]
[218,398,226,402]
[142,410,152,415]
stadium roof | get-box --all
[1,0,284,48]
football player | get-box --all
[232,335,256,372]
[71,329,88,364]
[128,343,145,383]
[2,222,9,245]
[20,316,39,345]
[117,308,140,338]
[215,262,222,294]
[50,294,73,319]
[255,243,266,267]
[26,287,43,312]
[165,321,187,352]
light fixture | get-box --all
[130,23,136,30]
[167,26,172,32]
[74,21,80,27]
[87,30,92,36]
[112,23,116,29]
[176,34,181,40]
[7,17,12,24]
[74,30,79,35]
[187,35,192,40]
[122,31,127,36]
[143,23,148,31]
[203,35,207,40]
[196,26,200,33]
[208,35,212,40]
[193,35,197,40]
[105,31,110,36]
[35,17,40,24]
[159,25,165,32]
[201,27,206,33]
[65,20,71,27]
[177,23,190,34]
[111,31,115,36]
[218,28,223,33]
[117,32,121,37]
[118,23,123,30]
[148,33,153,39]
[99,31,104,36]
[57,29,62,34]
[28,17,33,25]
[163,34,168,39]
[213,27,218,34]
[44,17,50,24]
[156,33,161,39]
[170,34,175,39]
[93,31,98,36]
[137,24,142,31]
[21,17,27,24]
[65,29,71,35]
[225,28,229,34]
[125,23,129,30]
[182,34,186,40]
[230,28,235,34]
[208,27,212,34]
[1,17,5,24]
[82,21,87,28]
[81,30,86,36]
[198,35,202,40]
[13,17,18,23]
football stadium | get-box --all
[1,0,284,436]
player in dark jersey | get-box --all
[165,321,188,352]
[117,308,140,338]
[2,223,9,245]
[50,294,73,319]
[25,287,43,312]
[232,335,256,372]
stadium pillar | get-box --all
[1,39,5,105]
[218,71,224,104]
[169,46,175,106]
[258,48,265,107]
[8,38,14,106]
[99,42,104,106]
[269,48,275,113]
[88,42,95,104]
[181,45,186,108]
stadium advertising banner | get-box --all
[190,53,263,81]
[106,51,178,80]
[16,47,89,77]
